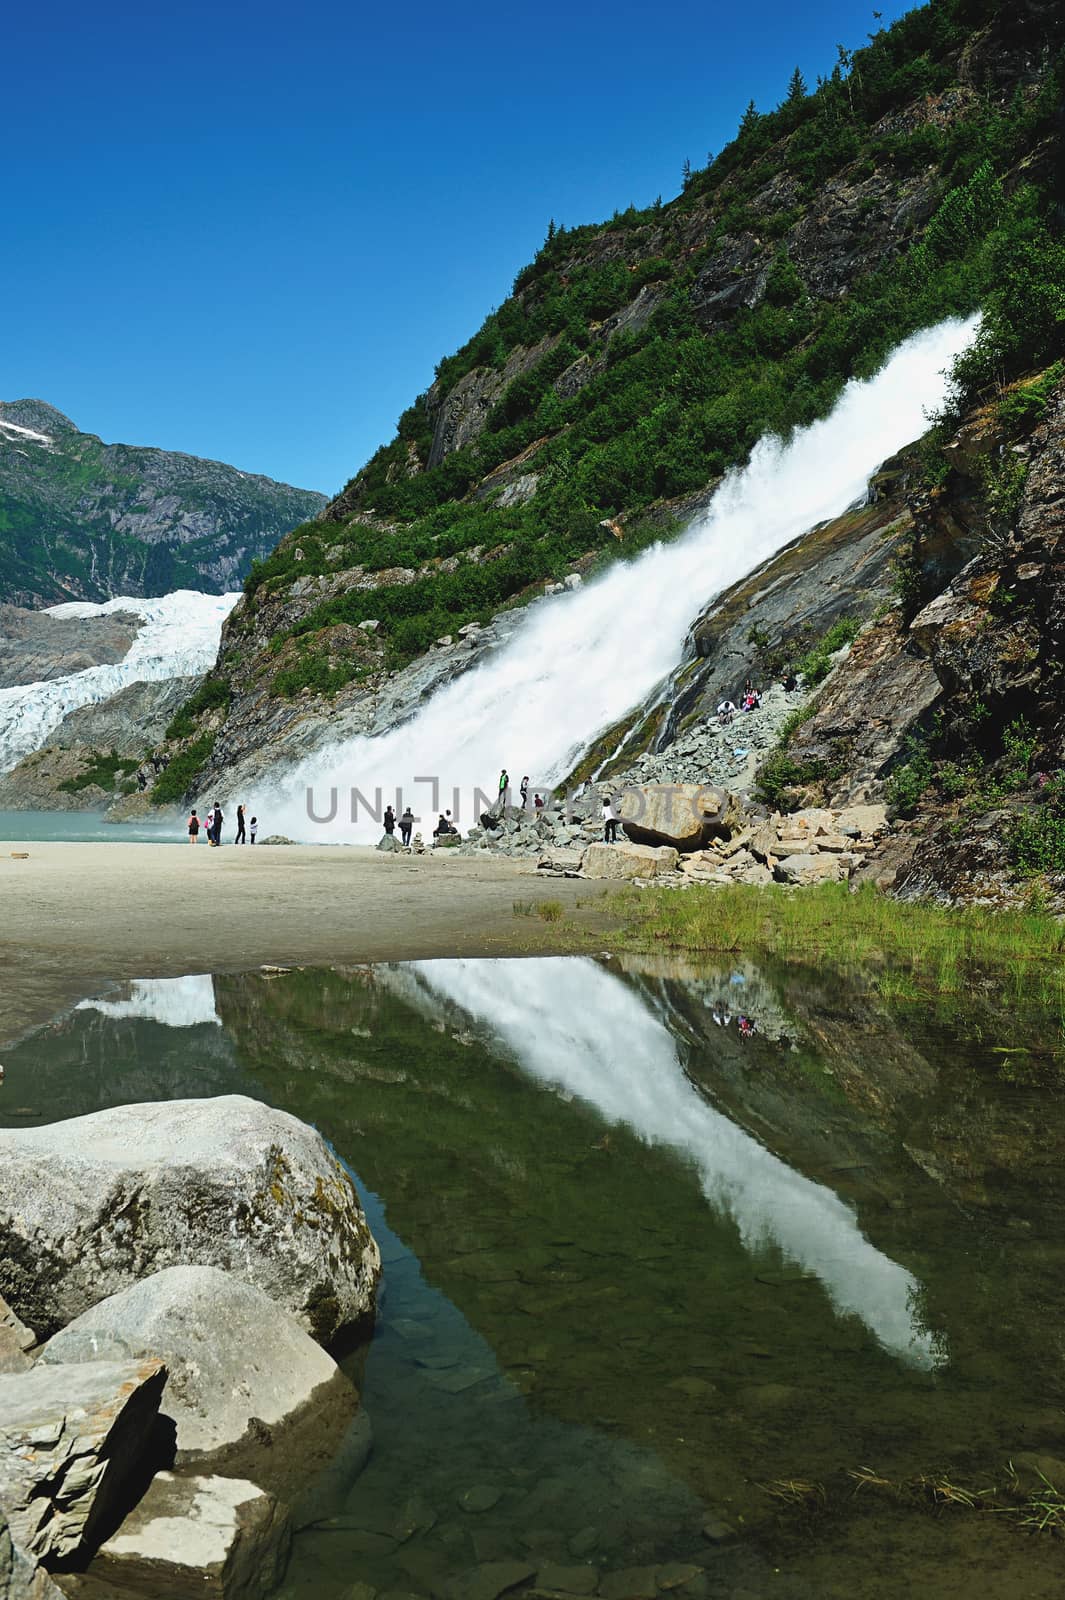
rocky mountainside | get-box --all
[143,0,1064,823]
[0,400,326,607]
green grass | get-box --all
[150,734,217,805]
[610,880,1065,1010]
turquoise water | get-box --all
[5,956,1065,1598]
[0,809,182,843]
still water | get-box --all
[0,809,181,843]
[5,954,1065,1598]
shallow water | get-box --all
[0,809,181,843]
[6,954,1065,1598]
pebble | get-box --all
[599,1567,659,1600]
[701,1518,738,1543]
[535,1564,599,1594]
[456,1560,536,1600]
[567,1525,599,1557]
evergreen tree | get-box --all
[739,99,760,135]
[786,66,808,104]
[546,218,556,243]
[681,157,693,188]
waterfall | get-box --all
[75,975,221,1028]
[265,317,979,842]
[403,955,944,1370]
[0,591,240,775]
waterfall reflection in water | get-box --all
[400,956,942,1371]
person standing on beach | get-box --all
[249,816,258,844]
[235,804,246,845]
[204,805,215,846]
[212,802,224,846]
[400,806,414,847]
[384,804,396,836]
[187,809,200,844]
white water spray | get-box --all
[268,318,977,841]
[0,591,240,774]
[403,956,943,1370]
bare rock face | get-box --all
[79,1473,290,1600]
[39,1267,360,1502]
[582,842,679,880]
[0,1294,35,1376]
[0,1096,380,1344]
[617,783,728,852]
[0,1359,167,1566]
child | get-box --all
[187,809,200,844]
[249,816,258,844]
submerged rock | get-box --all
[39,1266,361,1501]
[0,1095,380,1344]
[0,1358,167,1566]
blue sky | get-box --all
[4,0,912,494]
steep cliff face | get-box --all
[0,400,326,607]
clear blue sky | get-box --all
[3,0,912,495]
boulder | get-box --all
[0,1294,35,1375]
[376,834,402,852]
[39,1267,360,1502]
[536,847,586,876]
[617,783,728,851]
[0,1096,380,1344]
[0,1359,167,1565]
[83,1473,290,1600]
[835,803,888,838]
[774,853,845,886]
[582,842,679,880]
[0,1511,66,1599]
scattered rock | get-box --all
[701,1517,738,1543]
[582,842,679,880]
[534,1563,599,1594]
[0,1359,167,1565]
[257,835,295,846]
[0,1095,381,1344]
[39,1266,360,1502]
[83,1472,290,1600]
[774,852,845,885]
[452,1561,535,1600]
[0,1293,35,1375]
[598,1567,659,1600]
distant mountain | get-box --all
[0,400,327,607]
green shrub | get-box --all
[151,735,217,805]
[165,677,232,742]
[796,617,861,687]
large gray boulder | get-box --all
[0,1359,167,1566]
[0,1096,380,1345]
[616,782,730,851]
[0,1295,35,1376]
[581,842,679,880]
[80,1473,290,1600]
[40,1267,360,1503]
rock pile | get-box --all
[0,1096,381,1600]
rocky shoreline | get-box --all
[0,1095,381,1600]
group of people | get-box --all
[717,678,763,726]
[187,802,257,846]
[500,770,545,811]
[382,803,459,848]
[710,1004,758,1039]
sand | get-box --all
[0,841,614,1046]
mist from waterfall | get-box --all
[266,317,978,841]
[401,956,943,1370]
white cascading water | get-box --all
[75,975,221,1028]
[266,317,978,841]
[398,956,943,1370]
[0,591,240,775]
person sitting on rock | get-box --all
[602,796,621,843]
[534,793,544,809]
[717,700,736,726]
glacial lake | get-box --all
[6,954,1065,1599]
[0,809,182,843]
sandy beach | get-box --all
[0,841,613,1046]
